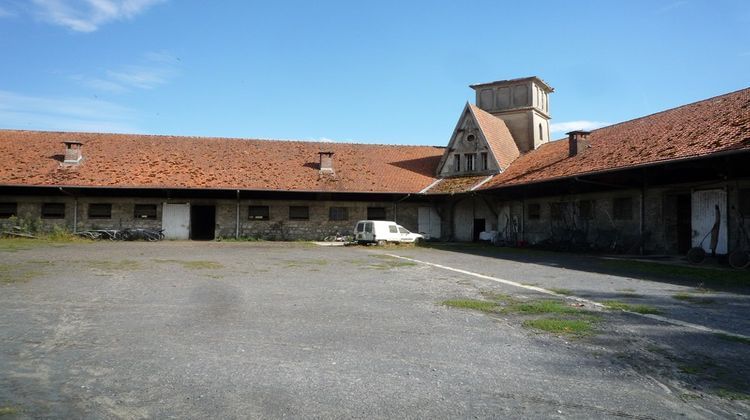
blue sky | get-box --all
[0,0,748,145]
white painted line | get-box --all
[385,253,750,341]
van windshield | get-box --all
[398,227,410,234]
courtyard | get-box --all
[1,240,749,418]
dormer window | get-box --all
[480,152,488,170]
[453,154,461,172]
[465,154,476,171]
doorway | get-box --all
[676,194,692,254]
[473,218,485,242]
[190,205,216,240]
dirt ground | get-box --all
[0,240,749,419]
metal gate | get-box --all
[418,207,441,240]
[162,203,190,240]
[691,189,727,254]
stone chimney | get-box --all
[63,141,83,164]
[567,130,591,157]
[318,151,334,175]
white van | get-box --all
[354,220,424,245]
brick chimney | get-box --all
[318,151,334,175]
[567,130,591,157]
[63,141,83,164]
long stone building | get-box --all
[1,76,749,257]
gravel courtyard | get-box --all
[1,241,749,418]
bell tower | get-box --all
[470,76,553,153]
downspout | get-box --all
[521,197,526,243]
[640,170,646,255]
[235,190,241,240]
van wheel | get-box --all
[377,240,386,246]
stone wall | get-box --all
[0,195,422,241]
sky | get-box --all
[0,0,748,145]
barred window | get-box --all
[289,206,309,220]
[367,207,387,220]
[249,205,270,220]
[88,203,112,219]
[42,203,66,219]
[134,204,157,219]
[0,203,17,218]
[329,207,348,221]
[527,203,541,220]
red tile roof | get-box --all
[469,104,521,170]
[0,131,444,193]
[424,175,492,194]
[481,87,750,189]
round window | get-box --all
[466,134,475,142]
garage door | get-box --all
[691,189,727,254]
[418,207,441,240]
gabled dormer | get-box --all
[436,103,520,177]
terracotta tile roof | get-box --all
[468,104,521,170]
[0,131,444,193]
[425,175,492,194]
[481,87,750,189]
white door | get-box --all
[691,189,727,254]
[162,203,190,240]
[418,206,441,239]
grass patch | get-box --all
[600,260,750,288]
[523,318,594,336]
[0,263,43,284]
[715,333,750,345]
[503,299,583,315]
[714,388,750,401]
[602,300,662,314]
[153,259,223,270]
[0,406,19,416]
[83,259,141,271]
[442,299,499,313]
[479,291,513,301]
[548,287,573,296]
[672,292,715,305]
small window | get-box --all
[0,203,17,218]
[740,189,750,216]
[388,224,398,233]
[289,206,309,220]
[398,226,409,234]
[578,200,594,220]
[453,154,461,172]
[249,205,270,220]
[527,203,541,220]
[367,207,387,220]
[42,203,65,219]
[613,197,633,220]
[88,203,112,219]
[329,207,348,221]
[480,152,488,171]
[134,204,157,219]
[466,134,475,142]
[465,154,476,171]
[539,123,543,141]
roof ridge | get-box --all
[0,128,445,149]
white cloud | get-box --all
[0,90,139,133]
[550,120,610,135]
[317,137,336,143]
[32,0,165,32]
[71,51,178,93]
